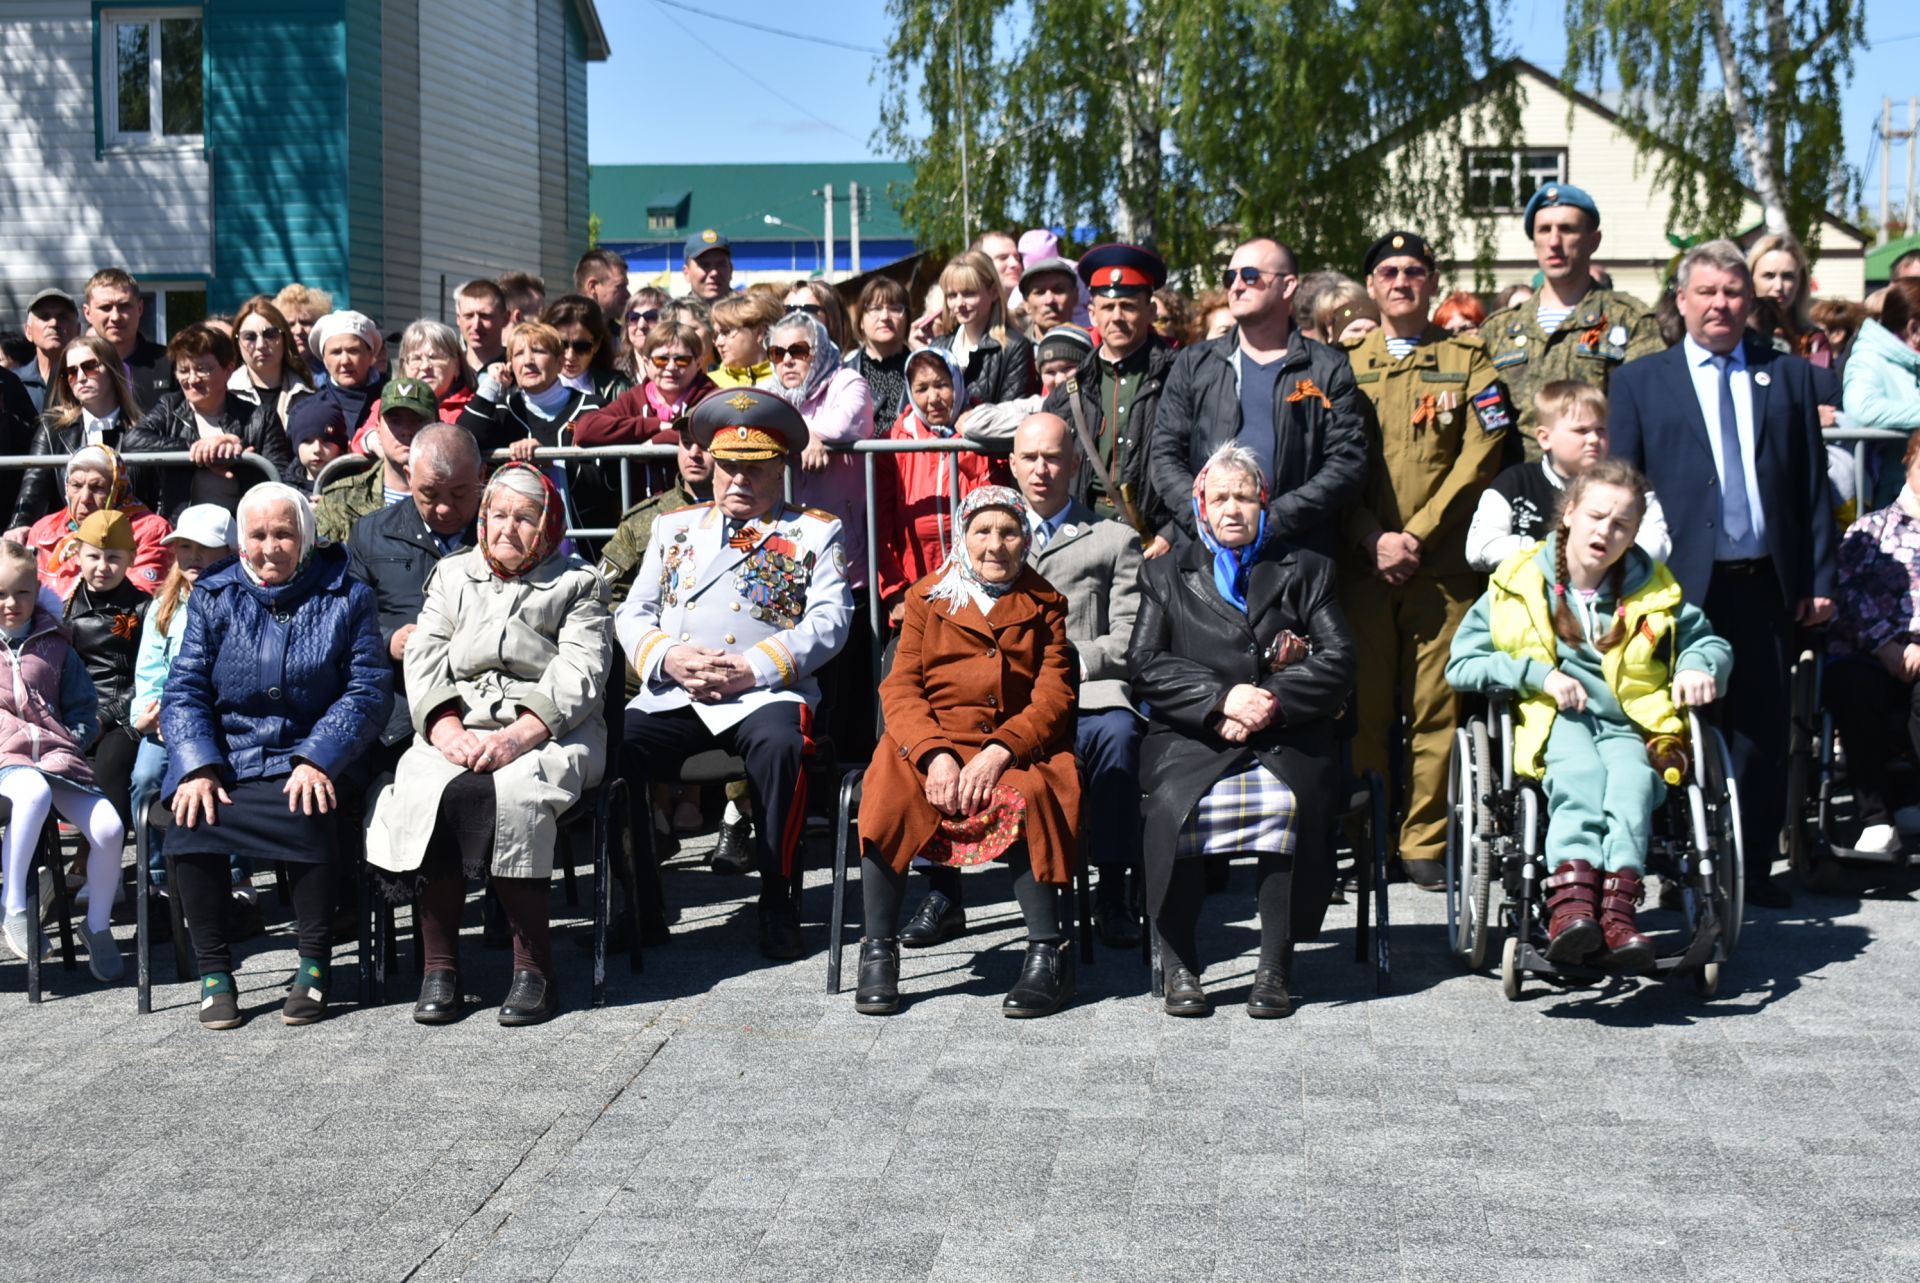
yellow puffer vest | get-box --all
[1486,544,1686,778]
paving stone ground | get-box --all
[4,833,1920,1283]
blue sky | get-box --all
[587,0,1920,220]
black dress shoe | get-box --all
[854,937,900,1014]
[1093,873,1143,949]
[1400,858,1447,891]
[710,813,753,876]
[898,892,965,948]
[1163,965,1211,1017]
[498,970,556,1026]
[1003,940,1075,1018]
[758,898,803,960]
[1746,876,1793,909]
[413,968,462,1025]
[1247,967,1293,1019]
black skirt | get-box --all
[166,775,336,864]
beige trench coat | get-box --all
[365,549,612,879]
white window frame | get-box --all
[139,280,207,341]
[1466,147,1569,215]
[101,7,204,149]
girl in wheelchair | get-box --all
[1446,459,1731,972]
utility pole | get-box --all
[1908,97,1917,233]
[1878,96,1920,243]
[850,181,863,274]
[823,183,835,278]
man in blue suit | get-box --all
[1609,239,1835,908]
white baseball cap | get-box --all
[162,504,237,553]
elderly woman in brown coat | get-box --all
[855,486,1080,1018]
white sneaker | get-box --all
[1853,823,1902,856]
[3,910,49,962]
[1894,805,1920,835]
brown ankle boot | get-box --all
[1600,869,1655,974]
[1542,860,1603,963]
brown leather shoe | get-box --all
[1542,859,1603,964]
[1600,870,1655,973]
[1597,871,1658,971]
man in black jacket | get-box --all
[1041,243,1179,553]
[346,424,484,757]
[1150,237,1367,557]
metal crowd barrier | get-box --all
[0,449,281,495]
[1822,425,1908,517]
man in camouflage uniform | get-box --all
[1341,231,1511,887]
[1479,183,1663,455]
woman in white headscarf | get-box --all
[161,482,392,1030]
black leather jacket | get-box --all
[64,578,150,731]
[122,387,291,521]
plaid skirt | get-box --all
[1174,759,1300,860]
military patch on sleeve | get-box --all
[1470,385,1513,435]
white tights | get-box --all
[1,769,124,932]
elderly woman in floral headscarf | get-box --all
[1128,443,1355,1020]
[28,444,173,600]
[853,485,1080,1019]
[365,463,611,1028]
[163,482,391,1031]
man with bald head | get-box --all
[348,424,486,753]
[1151,235,1367,556]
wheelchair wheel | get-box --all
[1447,722,1498,969]
[1697,719,1747,958]
[1466,720,1498,969]
[1445,728,1469,960]
[1500,935,1523,1001]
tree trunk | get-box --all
[1115,41,1163,245]
[1708,0,1790,234]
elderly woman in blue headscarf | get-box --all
[162,481,392,1030]
[853,485,1081,1020]
[1128,442,1355,1021]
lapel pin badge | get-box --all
[1754,371,1771,387]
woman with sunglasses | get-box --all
[613,287,671,387]
[229,296,315,436]
[572,322,718,499]
[6,335,142,535]
[540,295,629,403]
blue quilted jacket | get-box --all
[160,543,393,799]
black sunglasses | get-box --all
[788,303,824,317]
[1222,266,1288,289]
[626,308,661,324]
[561,339,597,355]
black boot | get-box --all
[498,970,556,1026]
[1247,966,1293,1019]
[1163,965,1211,1016]
[413,968,462,1025]
[757,888,803,960]
[711,809,753,876]
[898,891,965,948]
[854,937,900,1014]
[1093,869,1142,949]
[1002,939,1074,1018]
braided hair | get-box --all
[1548,458,1651,653]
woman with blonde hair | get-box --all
[922,252,1033,406]
[1747,232,1828,364]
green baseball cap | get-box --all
[380,375,439,420]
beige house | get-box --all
[1408,60,1867,303]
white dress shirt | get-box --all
[1681,334,1767,561]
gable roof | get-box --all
[590,163,915,243]
[1470,58,1865,245]
[572,1,610,61]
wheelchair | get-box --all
[1784,645,1918,890]
[1444,688,1743,1000]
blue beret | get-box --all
[1523,182,1600,237]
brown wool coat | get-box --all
[859,567,1081,885]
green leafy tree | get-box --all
[1563,0,1866,251]
[877,0,1519,279]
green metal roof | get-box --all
[1867,231,1920,282]
[591,162,915,243]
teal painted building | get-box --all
[1,0,608,332]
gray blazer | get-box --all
[1028,499,1145,716]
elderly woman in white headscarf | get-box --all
[305,309,389,438]
[767,310,874,587]
[161,482,392,1031]
[852,485,1081,1020]
[365,463,611,1028]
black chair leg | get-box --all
[160,846,195,981]
[827,770,862,995]
[274,860,291,906]
[51,832,77,973]
[610,779,642,975]
[1369,769,1391,993]
[136,819,151,1014]
[591,795,610,1008]
[24,836,42,1004]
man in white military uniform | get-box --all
[617,388,852,959]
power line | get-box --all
[649,0,882,55]
[647,1,867,146]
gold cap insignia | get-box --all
[1391,235,1404,249]
[702,229,718,244]
[727,392,755,411]
[1545,187,1558,201]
